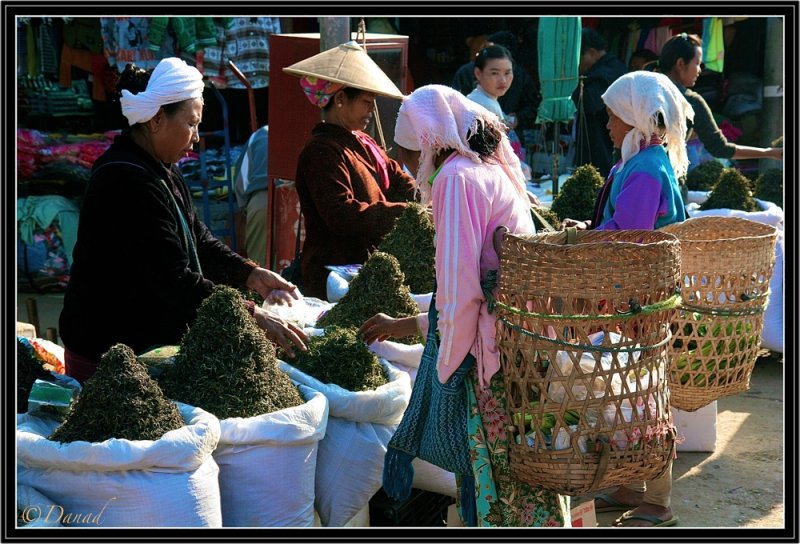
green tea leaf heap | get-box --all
[317,251,419,333]
[158,285,304,419]
[531,205,562,231]
[289,326,388,392]
[50,344,184,443]
[753,168,783,209]
[700,167,759,212]
[378,202,436,294]
[685,160,724,191]
[549,164,604,222]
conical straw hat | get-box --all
[283,40,404,100]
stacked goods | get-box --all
[286,326,388,392]
[549,164,604,223]
[700,168,759,212]
[158,285,304,419]
[494,229,681,495]
[662,216,778,411]
[753,168,783,209]
[316,251,419,333]
[685,160,724,191]
[49,344,183,443]
[17,337,54,413]
[378,202,436,294]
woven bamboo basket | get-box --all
[494,229,681,496]
[661,216,778,412]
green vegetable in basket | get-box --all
[549,164,604,222]
[685,160,724,191]
[753,168,783,209]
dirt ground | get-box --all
[584,351,785,529]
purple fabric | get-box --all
[596,170,665,230]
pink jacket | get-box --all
[420,153,534,388]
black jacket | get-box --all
[571,53,628,178]
[60,133,255,360]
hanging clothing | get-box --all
[702,17,725,73]
[99,17,172,71]
[17,195,80,266]
[222,17,281,89]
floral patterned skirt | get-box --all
[456,370,571,527]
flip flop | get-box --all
[594,492,635,513]
[613,510,679,527]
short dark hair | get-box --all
[474,44,514,71]
[321,86,364,111]
[580,27,606,55]
[659,33,702,73]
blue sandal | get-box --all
[594,492,635,513]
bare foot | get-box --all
[613,502,676,527]
[594,487,644,510]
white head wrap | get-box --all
[120,57,205,126]
[601,71,695,179]
[394,84,527,206]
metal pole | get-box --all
[319,17,351,52]
[760,17,783,174]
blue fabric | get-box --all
[603,145,686,230]
[383,290,475,501]
[17,196,80,266]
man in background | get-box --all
[571,27,628,177]
[234,125,269,267]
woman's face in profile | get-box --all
[337,90,377,132]
[151,98,203,164]
[606,107,634,149]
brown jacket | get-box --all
[295,123,417,298]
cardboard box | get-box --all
[570,499,597,527]
[671,400,717,452]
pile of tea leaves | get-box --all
[700,167,759,212]
[287,326,388,392]
[685,159,724,191]
[157,285,304,419]
[377,202,436,294]
[531,205,562,231]
[50,344,184,443]
[549,164,604,222]
[238,287,265,306]
[316,251,419,339]
[753,168,783,209]
[17,337,54,413]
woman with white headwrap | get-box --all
[566,71,693,528]
[60,58,307,385]
[565,70,694,233]
[360,85,569,527]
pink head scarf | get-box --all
[300,75,344,108]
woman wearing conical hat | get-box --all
[284,42,418,299]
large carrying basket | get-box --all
[494,229,681,496]
[661,216,778,412]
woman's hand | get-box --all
[766,147,783,161]
[359,313,419,344]
[561,218,590,230]
[246,267,300,306]
[252,306,308,357]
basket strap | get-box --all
[590,436,612,491]
[565,226,578,245]
[531,206,557,232]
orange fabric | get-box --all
[59,43,110,101]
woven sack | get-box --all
[494,229,681,496]
[661,216,778,411]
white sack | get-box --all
[17,402,222,527]
[368,340,425,369]
[16,484,62,527]
[214,384,328,527]
[279,359,411,426]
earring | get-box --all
[337,102,342,108]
